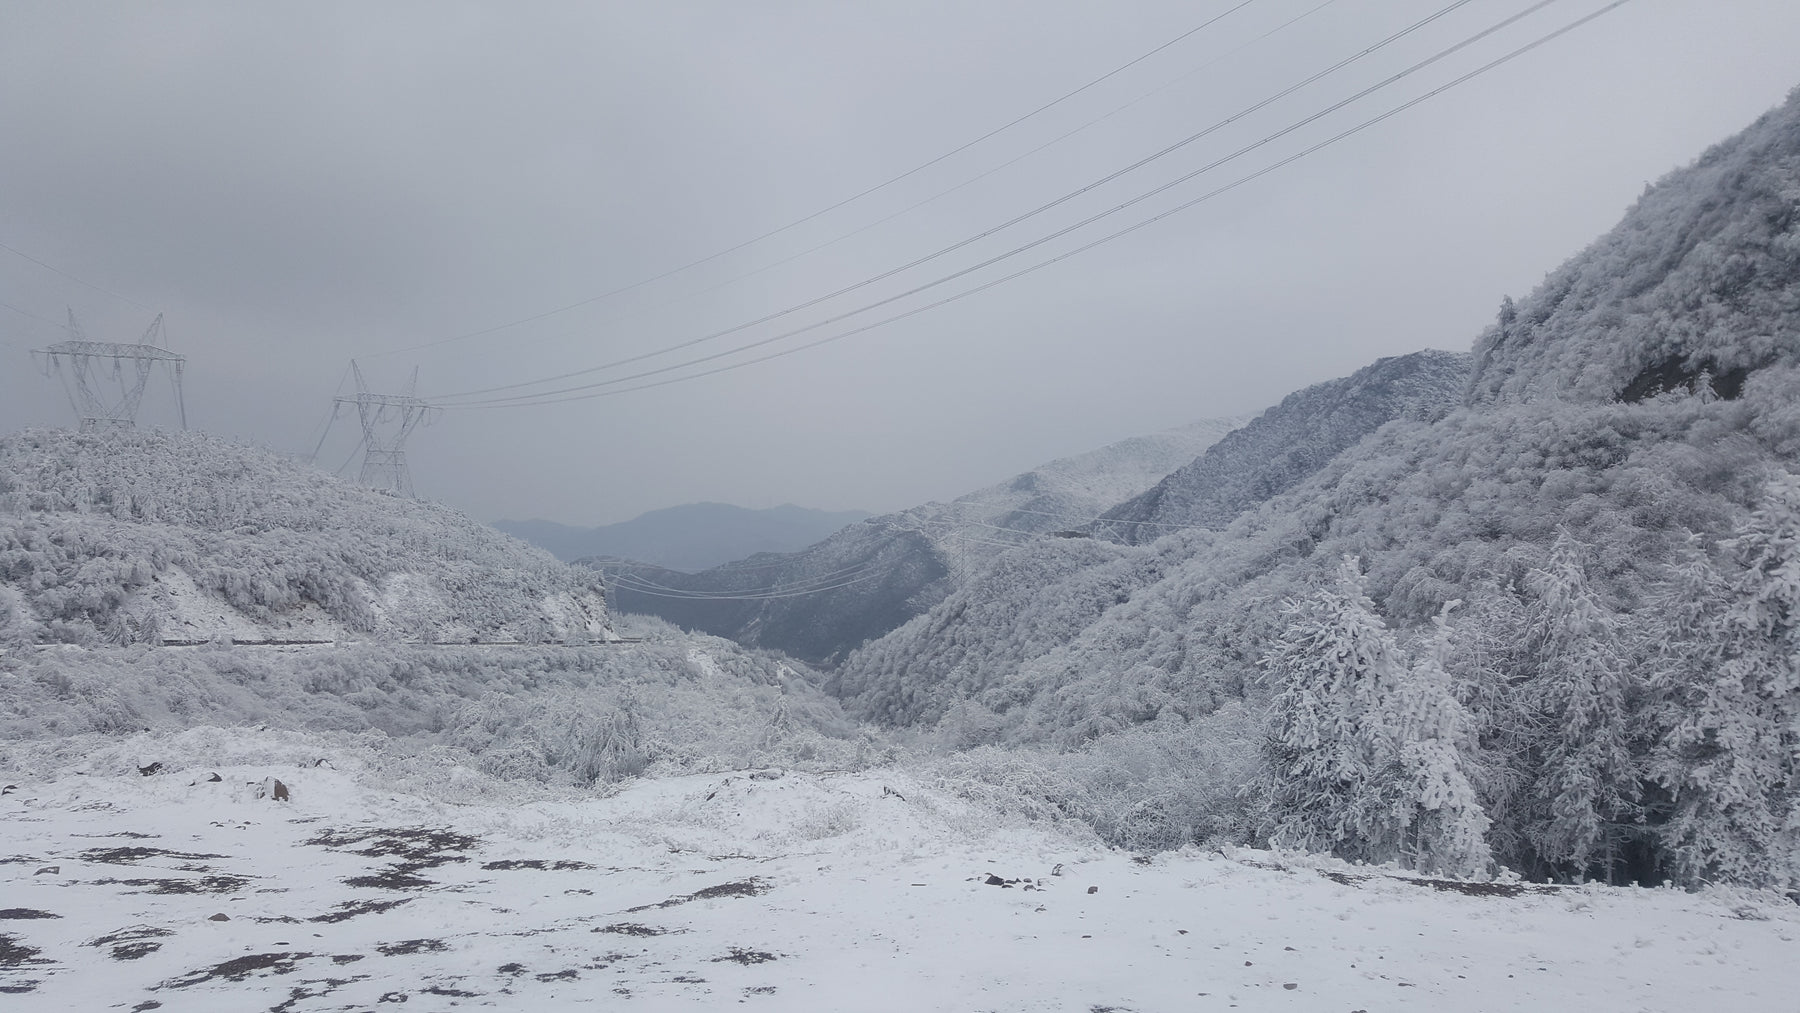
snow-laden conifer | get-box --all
[1390,603,1492,876]
[1522,529,1640,881]
[1264,562,1492,874]
[1262,556,1411,863]
[1652,474,1800,886]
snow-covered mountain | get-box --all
[837,88,1800,887]
[494,502,872,570]
[0,428,607,646]
[602,418,1242,665]
[1095,350,1470,543]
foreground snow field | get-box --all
[3,737,1798,1012]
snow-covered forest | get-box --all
[834,90,1800,889]
[0,428,609,646]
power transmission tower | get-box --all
[333,361,438,497]
[31,311,187,431]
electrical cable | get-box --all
[431,0,1490,405]
[600,559,877,597]
[374,0,1268,359]
[388,1,1342,375]
[445,0,1592,410]
[0,297,70,333]
[304,364,354,464]
[606,569,883,601]
[960,501,1219,532]
[0,239,155,312]
[333,431,367,478]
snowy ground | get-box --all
[3,741,1798,1012]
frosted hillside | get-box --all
[837,351,1469,740]
[495,503,872,570]
[0,428,608,646]
[1096,351,1469,543]
[599,520,951,667]
[1468,92,1800,404]
[4,732,1797,1011]
[914,415,1248,555]
[0,620,862,784]
[836,90,1800,887]
[603,417,1241,665]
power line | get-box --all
[408,0,1345,379]
[601,559,876,598]
[0,239,155,311]
[372,0,1268,360]
[0,296,71,334]
[452,0,1628,410]
[304,363,354,464]
[606,568,883,601]
[431,0,1487,406]
[444,0,1582,411]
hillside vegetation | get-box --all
[1095,350,1469,542]
[0,428,608,646]
[495,502,871,570]
[835,89,1800,887]
[604,418,1241,665]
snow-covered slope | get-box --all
[604,418,1241,665]
[3,733,1797,1011]
[1467,93,1800,405]
[835,89,1800,887]
[495,502,872,570]
[0,620,861,784]
[0,428,608,645]
[922,416,1251,554]
[1096,351,1469,543]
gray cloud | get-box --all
[4,1,1798,523]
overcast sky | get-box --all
[3,1,1798,525]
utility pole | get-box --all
[333,361,438,497]
[32,310,186,431]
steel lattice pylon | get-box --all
[32,311,187,432]
[333,361,438,497]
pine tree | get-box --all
[1261,556,1411,863]
[1522,529,1640,881]
[1391,603,1493,876]
[1653,474,1800,886]
[1441,577,1536,872]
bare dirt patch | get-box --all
[160,951,316,989]
[375,938,448,957]
[0,933,49,969]
[78,846,225,866]
[535,968,579,982]
[87,926,174,961]
[712,947,779,965]
[304,827,477,891]
[92,875,250,895]
[593,922,672,937]
[308,897,413,923]
[628,876,772,913]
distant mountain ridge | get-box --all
[1095,351,1470,543]
[494,503,871,571]
[600,418,1244,665]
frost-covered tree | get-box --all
[1652,474,1800,886]
[1390,603,1492,876]
[1521,529,1640,881]
[1263,557,1410,864]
